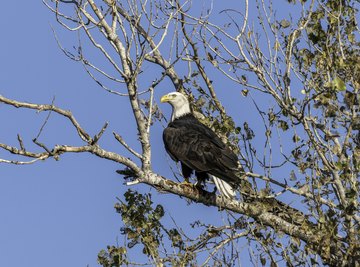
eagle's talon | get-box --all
[180,180,193,186]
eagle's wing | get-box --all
[163,119,239,185]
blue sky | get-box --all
[0,2,133,266]
[0,1,305,267]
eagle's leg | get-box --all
[194,171,208,190]
[181,163,194,186]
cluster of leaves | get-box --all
[98,246,128,267]
[291,0,359,184]
[140,98,165,125]
[270,1,360,182]
[296,0,359,88]
[116,190,164,258]
[273,0,359,262]
[98,190,196,266]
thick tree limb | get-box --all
[136,171,345,266]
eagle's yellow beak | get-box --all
[160,94,173,103]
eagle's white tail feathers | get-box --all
[211,175,236,199]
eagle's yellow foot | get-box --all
[180,178,194,187]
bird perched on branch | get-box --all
[161,92,248,198]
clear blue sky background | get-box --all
[0,1,303,267]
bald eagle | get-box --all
[161,92,242,198]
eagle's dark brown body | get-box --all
[163,113,240,187]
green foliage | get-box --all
[98,246,128,267]
[99,190,196,266]
[115,190,163,258]
[279,19,291,28]
[295,0,359,91]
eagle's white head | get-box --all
[160,92,191,121]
